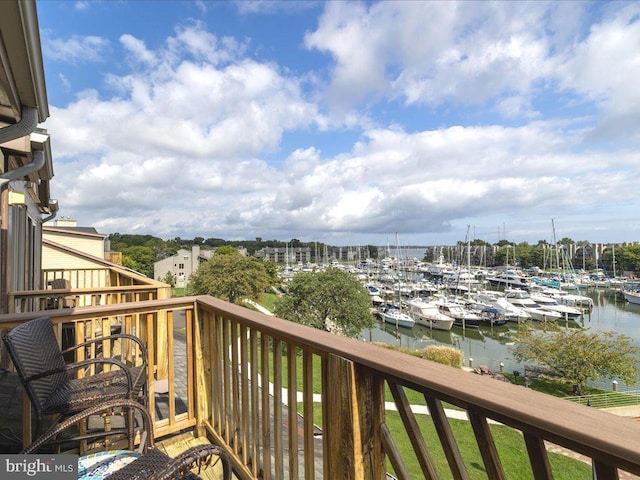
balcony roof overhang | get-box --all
[0,0,49,126]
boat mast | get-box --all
[552,218,561,284]
[467,225,472,298]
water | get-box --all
[360,289,640,391]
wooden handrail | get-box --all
[2,296,640,479]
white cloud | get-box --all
[44,34,110,63]
[305,2,559,111]
[120,34,156,66]
[555,4,640,142]
[43,2,640,244]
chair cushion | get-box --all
[42,365,146,415]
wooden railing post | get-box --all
[194,307,211,437]
[324,353,385,480]
[156,309,169,380]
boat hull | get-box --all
[624,291,640,305]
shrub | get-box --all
[420,345,463,368]
[373,342,463,368]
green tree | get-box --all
[122,245,156,278]
[510,324,640,395]
[215,245,240,256]
[186,254,272,304]
[471,239,491,247]
[614,243,640,273]
[274,267,374,338]
[160,270,176,287]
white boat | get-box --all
[406,299,454,331]
[365,283,381,296]
[548,289,594,310]
[623,290,640,305]
[486,271,531,290]
[380,308,416,328]
[529,292,583,319]
[504,289,562,321]
[432,300,481,328]
[474,290,531,322]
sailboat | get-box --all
[378,233,416,329]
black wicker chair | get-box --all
[22,399,232,480]
[2,316,148,448]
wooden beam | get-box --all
[523,432,553,480]
[425,395,469,480]
[388,382,438,479]
[468,410,506,480]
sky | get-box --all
[35,0,640,246]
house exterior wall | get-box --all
[0,136,53,312]
[41,243,107,271]
[2,183,43,294]
[258,247,311,264]
[42,230,105,262]
[154,246,204,288]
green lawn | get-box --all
[384,412,591,480]
[258,292,278,312]
[299,402,590,479]
[259,343,592,478]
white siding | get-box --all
[43,231,104,258]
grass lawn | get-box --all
[299,402,590,479]
[259,343,593,478]
[384,412,592,480]
[258,292,278,312]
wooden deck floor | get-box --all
[156,432,237,480]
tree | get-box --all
[122,245,156,278]
[215,245,240,256]
[186,253,272,304]
[510,324,640,395]
[160,270,175,287]
[614,243,640,273]
[274,267,374,338]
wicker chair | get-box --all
[48,278,76,308]
[2,316,148,448]
[23,399,232,480]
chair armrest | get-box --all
[149,444,232,480]
[21,398,154,454]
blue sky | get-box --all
[36,1,640,246]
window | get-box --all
[179,263,184,269]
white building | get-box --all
[153,245,213,287]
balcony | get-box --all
[7,266,171,313]
[1,295,640,479]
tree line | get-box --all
[108,232,640,280]
[431,239,640,274]
[108,233,379,279]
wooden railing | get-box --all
[2,297,640,479]
[41,267,159,288]
[7,267,170,313]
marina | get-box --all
[363,287,640,391]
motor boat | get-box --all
[380,308,415,328]
[529,292,583,319]
[406,299,454,331]
[486,271,530,290]
[504,289,562,321]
